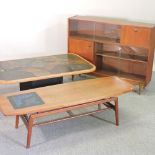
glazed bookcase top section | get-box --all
[69,19,121,44]
[69,16,155,28]
[95,43,148,62]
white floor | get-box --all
[0,73,155,155]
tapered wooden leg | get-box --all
[15,115,19,129]
[114,98,119,126]
[138,84,145,95]
[98,104,102,110]
[138,84,141,95]
[26,116,33,148]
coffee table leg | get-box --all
[15,115,19,129]
[114,98,119,126]
[26,116,33,148]
[72,75,74,81]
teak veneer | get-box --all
[0,76,132,116]
[0,76,133,148]
[68,15,155,93]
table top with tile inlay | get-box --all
[0,53,96,84]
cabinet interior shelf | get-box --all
[96,51,147,63]
[70,34,120,44]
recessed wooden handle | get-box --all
[133,28,138,32]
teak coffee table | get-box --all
[0,76,133,148]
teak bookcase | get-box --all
[68,16,155,93]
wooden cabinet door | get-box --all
[68,38,94,63]
[121,26,151,48]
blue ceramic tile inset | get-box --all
[8,92,44,109]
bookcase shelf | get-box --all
[70,35,120,44]
[96,52,147,63]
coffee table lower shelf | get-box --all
[15,97,118,148]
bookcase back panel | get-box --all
[95,23,121,42]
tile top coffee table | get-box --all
[0,53,96,84]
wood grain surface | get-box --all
[0,76,133,116]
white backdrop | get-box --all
[0,0,155,69]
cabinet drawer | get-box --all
[121,26,151,48]
[68,38,94,63]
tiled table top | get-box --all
[0,53,95,84]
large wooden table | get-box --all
[0,76,133,148]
